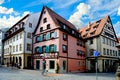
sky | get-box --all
[0,0,120,37]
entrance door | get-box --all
[27,56,31,69]
[90,59,96,72]
[36,60,40,69]
[49,60,55,69]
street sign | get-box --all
[93,51,100,57]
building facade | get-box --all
[3,13,40,69]
[79,16,119,72]
[33,6,86,73]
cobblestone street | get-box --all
[0,66,116,80]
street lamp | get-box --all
[9,45,12,66]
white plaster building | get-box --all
[79,16,119,72]
[3,13,40,69]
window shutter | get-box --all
[46,32,50,40]
[39,35,43,41]
[37,37,39,42]
[54,44,56,52]
[39,47,42,53]
[54,32,57,38]
[46,46,50,53]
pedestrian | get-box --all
[42,60,46,75]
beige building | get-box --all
[79,16,119,72]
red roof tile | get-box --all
[79,16,109,39]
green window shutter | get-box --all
[38,36,41,41]
[46,46,50,53]
[39,35,43,41]
[54,32,57,38]
[39,47,42,53]
[46,32,50,40]
[54,44,57,52]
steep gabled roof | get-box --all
[6,14,29,33]
[79,16,118,41]
[34,6,77,34]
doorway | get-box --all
[36,60,40,70]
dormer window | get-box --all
[47,24,50,29]
[43,18,47,23]
[90,30,95,35]
[72,30,74,34]
[29,23,32,28]
[63,25,66,29]
[40,27,43,32]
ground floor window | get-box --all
[63,60,66,70]
[49,60,55,69]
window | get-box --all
[63,60,66,70]
[62,45,67,52]
[113,50,115,56]
[107,49,109,55]
[13,46,15,52]
[63,33,67,41]
[103,48,106,55]
[110,50,112,56]
[43,34,46,41]
[47,24,50,29]
[35,47,39,53]
[89,39,93,44]
[50,44,56,52]
[13,36,15,41]
[89,49,94,56]
[102,37,105,43]
[40,27,43,32]
[19,44,22,51]
[43,18,47,23]
[49,60,55,69]
[42,46,46,53]
[20,33,22,39]
[27,33,32,38]
[50,31,56,39]
[29,23,32,28]
[27,44,32,51]
[16,34,18,40]
[16,45,18,52]
[72,30,74,34]
[116,51,118,56]
[50,45,54,52]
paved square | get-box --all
[0,66,116,80]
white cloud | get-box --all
[117,7,120,16]
[0,11,30,29]
[0,0,4,4]
[68,3,90,29]
[0,6,14,14]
